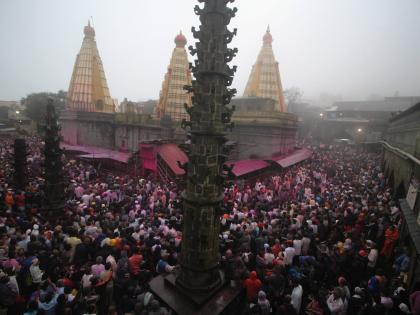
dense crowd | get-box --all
[0,135,419,315]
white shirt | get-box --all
[291,285,303,313]
[81,194,92,205]
[264,253,275,265]
[302,237,311,255]
[327,295,344,315]
[30,264,44,284]
[381,296,394,309]
[293,239,302,256]
[368,249,378,268]
[82,274,93,288]
[284,247,296,265]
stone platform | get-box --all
[149,273,244,315]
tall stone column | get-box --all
[43,99,66,222]
[176,0,238,296]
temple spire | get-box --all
[155,31,192,121]
[66,22,115,113]
[243,27,287,112]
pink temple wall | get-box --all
[61,121,78,145]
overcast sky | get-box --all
[1,0,420,103]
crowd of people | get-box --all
[0,135,419,315]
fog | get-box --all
[1,0,420,103]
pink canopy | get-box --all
[228,159,270,177]
[61,143,131,164]
[274,148,312,168]
[156,144,188,176]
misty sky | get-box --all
[1,0,420,103]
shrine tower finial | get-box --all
[84,20,95,38]
[263,25,273,45]
[174,30,187,47]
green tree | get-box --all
[284,87,303,112]
[21,90,66,124]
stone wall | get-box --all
[61,111,116,149]
[382,103,420,292]
[60,111,168,152]
[382,103,420,196]
[60,108,298,160]
[229,123,296,159]
[115,124,163,151]
[383,149,414,195]
[230,109,298,159]
[386,105,420,156]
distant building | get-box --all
[155,32,192,122]
[314,96,420,143]
[66,21,115,113]
[119,98,144,114]
[243,27,287,112]
[0,101,20,122]
[0,100,32,134]
[332,96,420,112]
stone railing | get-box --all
[114,113,159,126]
[232,110,298,126]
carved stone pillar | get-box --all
[176,0,238,297]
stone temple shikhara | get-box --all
[243,26,287,112]
[66,21,115,113]
[155,32,193,122]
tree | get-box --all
[21,90,66,125]
[284,87,303,112]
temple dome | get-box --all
[175,31,187,47]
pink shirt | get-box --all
[91,264,105,276]
[411,291,420,315]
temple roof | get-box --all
[243,27,287,112]
[155,31,192,122]
[66,22,114,113]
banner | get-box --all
[406,177,419,211]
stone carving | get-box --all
[175,0,238,297]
